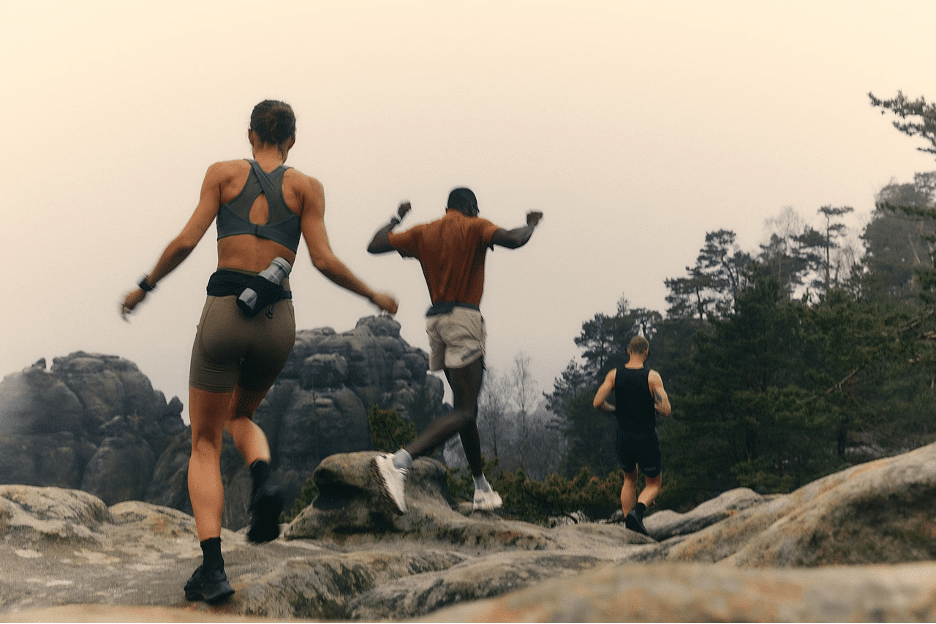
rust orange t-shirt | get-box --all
[388,210,501,307]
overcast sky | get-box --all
[2,1,934,420]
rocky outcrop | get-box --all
[420,560,936,622]
[2,442,936,621]
[643,441,936,568]
[0,316,445,528]
[0,354,183,504]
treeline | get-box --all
[465,93,936,513]
[540,172,936,511]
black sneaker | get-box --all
[624,509,649,536]
[184,565,234,604]
[247,477,284,544]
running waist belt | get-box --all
[425,302,480,316]
[206,270,293,300]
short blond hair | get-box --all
[628,335,649,355]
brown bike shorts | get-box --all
[189,294,296,394]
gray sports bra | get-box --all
[216,159,301,253]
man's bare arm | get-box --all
[490,211,543,249]
[649,371,671,416]
[593,369,617,413]
[367,202,411,254]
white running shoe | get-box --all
[370,453,407,515]
[472,488,503,511]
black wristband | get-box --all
[138,276,155,292]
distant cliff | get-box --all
[0,316,445,528]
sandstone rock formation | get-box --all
[0,316,446,529]
[2,442,935,622]
[0,354,184,504]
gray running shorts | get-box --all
[425,307,485,371]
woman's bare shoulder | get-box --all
[284,167,322,190]
[205,158,249,178]
[284,168,324,210]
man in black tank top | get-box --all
[593,336,671,536]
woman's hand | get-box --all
[371,291,399,316]
[120,288,147,321]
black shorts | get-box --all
[615,428,662,477]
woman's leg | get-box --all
[224,385,272,464]
[188,387,232,542]
[224,384,283,543]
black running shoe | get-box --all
[184,565,234,604]
[624,509,649,536]
[247,478,284,544]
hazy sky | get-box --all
[2,1,934,420]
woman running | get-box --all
[120,100,397,603]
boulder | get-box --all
[634,441,936,568]
[726,444,936,567]
[644,487,772,540]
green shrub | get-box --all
[446,457,502,503]
[281,476,319,523]
[447,463,626,525]
[368,404,417,452]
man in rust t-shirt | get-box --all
[367,187,542,515]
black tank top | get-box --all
[614,366,656,432]
[216,159,301,253]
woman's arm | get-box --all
[299,174,398,315]
[121,163,223,319]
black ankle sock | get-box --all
[200,537,223,569]
[635,502,647,518]
[250,459,271,482]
